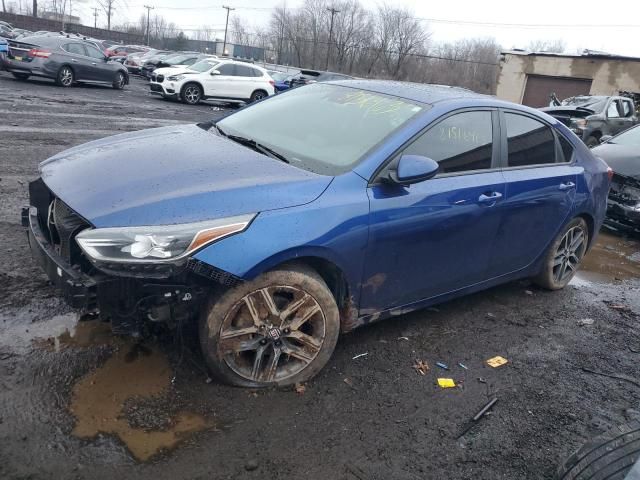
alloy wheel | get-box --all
[116,73,125,89]
[553,225,586,282]
[184,85,200,104]
[218,285,326,383]
[60,67,73,86]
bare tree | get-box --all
[525,39,566,53]
[97,0,116,30]
[230,16,251,46]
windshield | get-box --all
[217,84,425,175]
[189,60,219,72]
[166,54,191,65]
[269,71,289,82]
[609,125,640,146]
[561,96,607,112]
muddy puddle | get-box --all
[575,232,640,284]
[30,318,213,461]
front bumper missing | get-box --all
[23,206,97,309]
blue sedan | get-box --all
[23,80,611,387]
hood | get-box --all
[592,143,640,180]
[539,106,593,118]
[40,124,332,228]
[153,65,191,75]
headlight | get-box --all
[167,74,184,81]
[76,214,255,263]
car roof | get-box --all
[328,79,488,105]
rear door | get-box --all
[233,65,261,99]
[488,110,579,277]
[62,42,92,80]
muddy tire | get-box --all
[12,72,30,81]
[181,83,202,105]
[585,135,600,148]
[55,65,74,87]
[533,217,589,290]
[199,265,340,388]
[112,71,126,90]
[249,89,268,103]
[556,421,640,480]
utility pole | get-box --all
[277,4,285,65]
[143,5,154,46]
[325,7,339,71]
[222,5,235,57]
[93,7,99,28]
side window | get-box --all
[85,45,105,59]
[622,100,633,118]
[65,43,86,56]
[250,67,263,77]
[558,135,575,163]
[217,64,236,76]
[607,100,621,118]
[234,65,253,77]
[403,111,493,174]
[505,113,556,167]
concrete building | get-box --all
[496,50,640,107]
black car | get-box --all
[1,35,129,89]
[140,51,178,78]
[152,53,211,71]
[288,69,353,87]
[592,124,640,233]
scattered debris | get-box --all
[525,290,533,296]
[486,312,496,319]
[477,377,487,384]
[245,459,259,471]
[397,336,409,341]
[413,360,430,376]
[437,378,456,388]
[581,367,640,389]
[630,346,640,354]
[607,304,632,312]
[457,397,498,438]
[486,356,508,368]
[352,353,368,360]
[294,383,306,395]
[436,362,449,370]
[343,377,354,388]
[458,363,468,370]
[577,318,595,326]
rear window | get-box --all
[505,113,556,167]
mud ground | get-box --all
[1,71,639,480]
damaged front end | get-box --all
[22,179,246,336]
[606,173,640,234]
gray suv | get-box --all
[542,95,638,147]
[1,35,129,89]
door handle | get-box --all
[478,192,503,204]
[71,58,78,62]
[91,62,97,65]
[559,181,576,191]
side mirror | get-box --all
[210,69,220,76]
[387,154,439,185]
[600,135,613,143]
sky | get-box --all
[67,0,640,57]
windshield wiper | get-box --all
[212,123,227,137]
[226,134,290,164]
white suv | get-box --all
[149,58,275,105]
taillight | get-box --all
[607,166,614,181]
[268,80,275,86]
[28,48,51,58]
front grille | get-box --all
[187,258,243,287]
[610,174,640,207]
[151,73,157,82]
[150,83,162,92]
[156,74,164,83]
[51,198,89,262]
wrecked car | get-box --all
[592,124,640,233]
[541,95,637,147]
[23,81,611,387]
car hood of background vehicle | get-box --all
[540,106,594,118]
[592,143,640,180]
[39,124,333,228]
[153,65,190,75]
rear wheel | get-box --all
[12,72,30,80]
[249,89,268,103]
[181,83,202,105]
[112,71,126,90]
[56,66,74,87]
[199,266,340,387]
[533,217,589,290]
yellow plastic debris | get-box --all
[486,356,508,368]
[437,378,456,388]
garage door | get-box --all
[522,75,593,107]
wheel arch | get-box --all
[243,250,359,333]
[575,211,596,249]
[180,80,204,96]
[250,88,269,99]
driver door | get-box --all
[202,63,236,98]
[360,109,506,314]
[83,44,113,82]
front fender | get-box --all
[192,172,370,309]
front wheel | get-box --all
[56,66,74,87]
[533,217,589,290]
[181,83,202,105]
[112,71,126,90]
[199,266,340,387]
